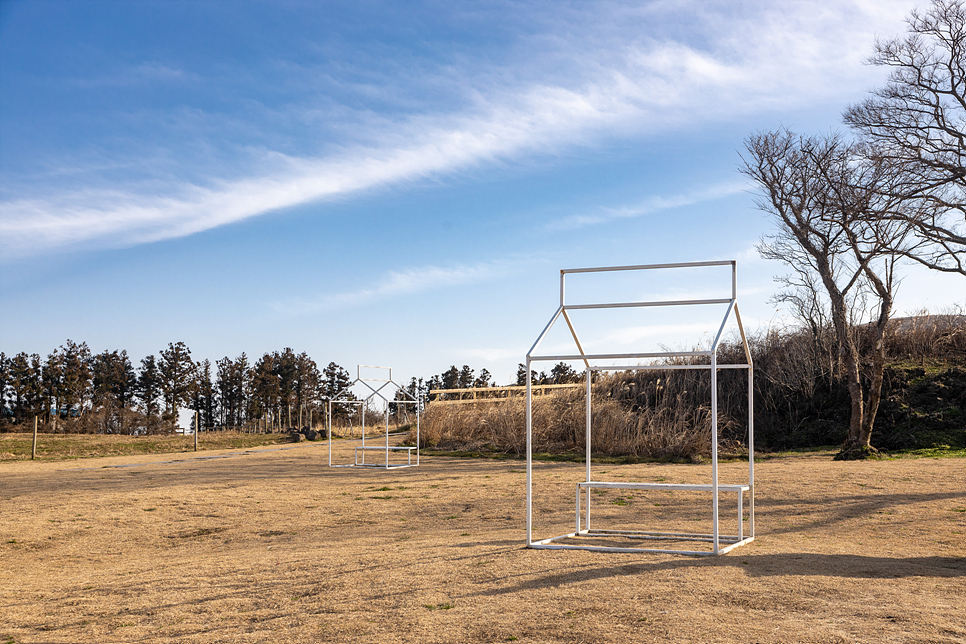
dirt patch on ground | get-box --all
[1,441,964,643]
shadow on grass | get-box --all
[757,490,965,537]
[469,552,966,598]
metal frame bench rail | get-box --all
[573,481,751,552]
[353,445,416,468]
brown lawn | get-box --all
[1,438,964,643]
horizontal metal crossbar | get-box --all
[587,363,751,371]
[578,481,749,492]
[583,529,746,541]
[529,350,712,361]
[430,383,581,395]
[561,260,734,274]
[564,298,732,310]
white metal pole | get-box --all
[385,400,390,470]
[711,351,719,554]
[749,366,755,538]
[416,395,421,466]
[525,357,533,546]
[327,401,332,467]
[585,367,592,530]
[731,260,737,300]
[576,483,581,534]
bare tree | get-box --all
[844,0,966,275]
[741,129,913,458]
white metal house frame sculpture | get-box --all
[525,261,755,556]
[326,365,421,469]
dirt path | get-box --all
[1,441,964,643]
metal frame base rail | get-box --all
[539,480,754,556]
[353,445,416,469]
[529,531,755,556]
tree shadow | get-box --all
[469,551,966,597]
[756,489,965,536]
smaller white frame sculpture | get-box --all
[525,261,755,556]
[326,365,421,469]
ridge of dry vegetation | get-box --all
[414,313,966,460]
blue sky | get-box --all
[2,0,963,386]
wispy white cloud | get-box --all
[547,181,747,232]
[456,347,524,363]
[69,62,200,88]
[0,0,912,260]
[275,258,524,313]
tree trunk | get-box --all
[841,343,865,447]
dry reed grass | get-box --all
[413,376,728,461]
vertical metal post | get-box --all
[194,411,199,452]
[576,483,581,534]
[31,416,37,460]
[525,357,533,546]
[585,367,592,530]
[327,401,332,466]
[416,396,421,466]
[711,351,719,554]
[385,400,390,470]
[748,367,755,538]
[361,402,366,465]
[738,492,744,540]
[731,260,737,300]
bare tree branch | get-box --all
[844,0,966,275]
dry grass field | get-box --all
[1,437,964,643]
[0,431,289,462]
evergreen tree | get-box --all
[8,352,43,423]
[549,362,579,384]
[57,340,91,418]
[137,355,161,417]
[90,349,136,433]
[457,365,474,389]
[440,366,459,390]
[251,353,281,430]
[274,348,299,428]
[189,359,216,431]
[216,353,249,429]
[515,363,527,386]
[473,368,493,388]
[321,362,351,398]
[42,350,64,428]
[91,349,136,409]
[159,342,195,422]
[514,364,546,385]
[294,352,320,427]
[0,352,8,421]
